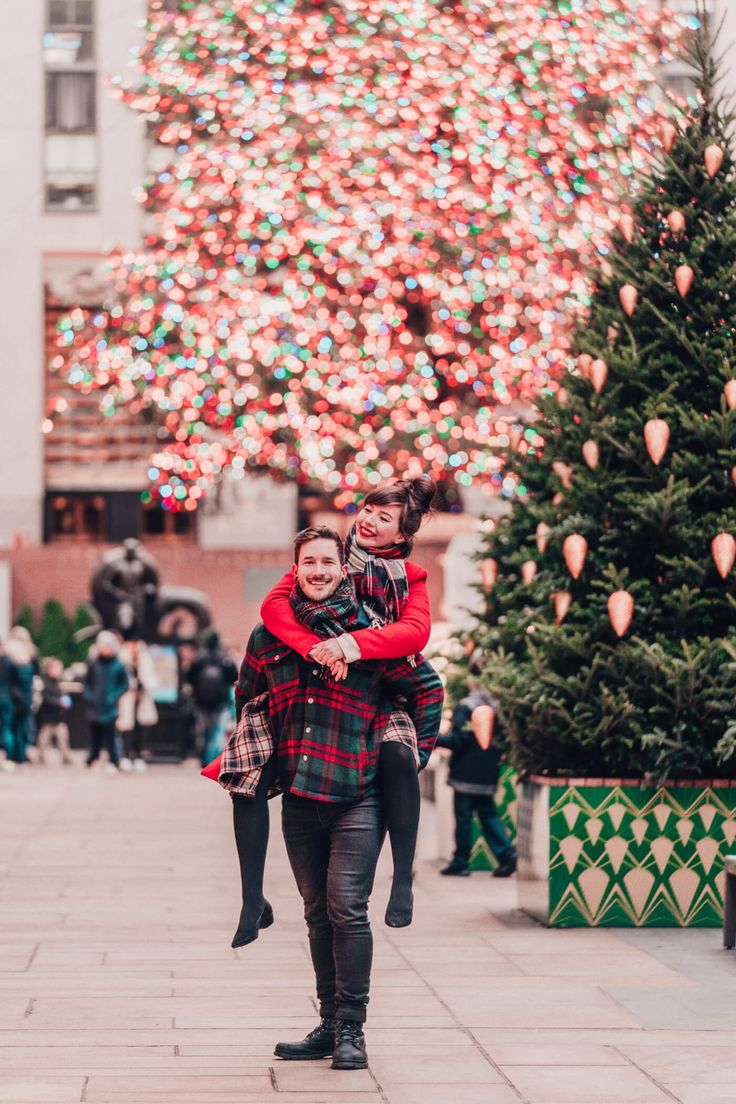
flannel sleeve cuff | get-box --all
[337,633,362,663]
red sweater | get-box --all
[260,561,431,660]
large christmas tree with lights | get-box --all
[473,15,736,781]
[57,0,681,511]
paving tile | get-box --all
[274,1066,376,1091]
[605,986,736,1031]
[0,945,36,969]
[620,1045,736,1083]
[0,997,34,1027]
[504,953,691,988]
[22,999,173,1030]
[486,1043,629,1067]
[0,1046,176,1063]
[370,1050,505,1084]
[85,1074,274,1099]
[226,1096,379,1104]
[379,1086,521,1104]
[418,962,524,979]
[437,979,641,1029]
[500,1064,672,1104]
[32,950,107,966]
[470,1028,736,1049]
[664,1086,734,1104]
[486,932,632,953]
[0,1077,85,1102]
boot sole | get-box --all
[274,1047,333,1060]
[331,1056,368,1070]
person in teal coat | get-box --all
[5,627,39,764]
[84,631,129,771]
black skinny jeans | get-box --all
[281,791,384,1024]
[87,720,120,767]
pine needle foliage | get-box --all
[473,10,736,781]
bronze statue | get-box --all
[92,539,159,638]
[86,539,211,644]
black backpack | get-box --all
[194,659,228,705]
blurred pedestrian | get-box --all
[4,626,39,764]
[438,658,517,878]
[84,631,129,773]
[118,639,158,772]
[186,630,237,766]
[177,642,199,760]
[36,657,73,766]
[0,642,15,766]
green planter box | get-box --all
[469,764,518,871]
[517,776,736,927]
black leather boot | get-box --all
[331,1020,368,1070]
[273,1017,335,1060]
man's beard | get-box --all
[299,577,340,601]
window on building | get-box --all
[48,1,94,26]
[44,0,97,211]
[141,503,197,539]
[45,72,96,132]
[48,494,107,540]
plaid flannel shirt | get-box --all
[235,625,443,803]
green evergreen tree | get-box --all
[37,600,74,667]
[473,12,736,781]
[13,605,36,643]
[70,605,95,665]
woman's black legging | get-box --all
[379,741,421,924]
[229,739,421,941]
[230,754,278,943]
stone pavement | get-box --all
[1,764,735,1104]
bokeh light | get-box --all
[55,0,683,508]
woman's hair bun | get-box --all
[406,475,437,515]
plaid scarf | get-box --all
[289,575,361,638]
[345,524,410,626]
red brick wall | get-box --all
[0,540,447,654]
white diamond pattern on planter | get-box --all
[585,817,604,845]
[676,818,694,846]
[624,866,655,919]
[604,835,629,874]
[630,817,648,845]
[578,866,609,918]
[699,803,717,831]
[607,801,627,830]
[670,866,700,918]
[650,836,674,875]
[562,801,581,830]
[696,836,719,875]
[653,802,672,831]
[559,835,584,874]
[723,819,736,847]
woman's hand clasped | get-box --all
[309,639,349,682]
